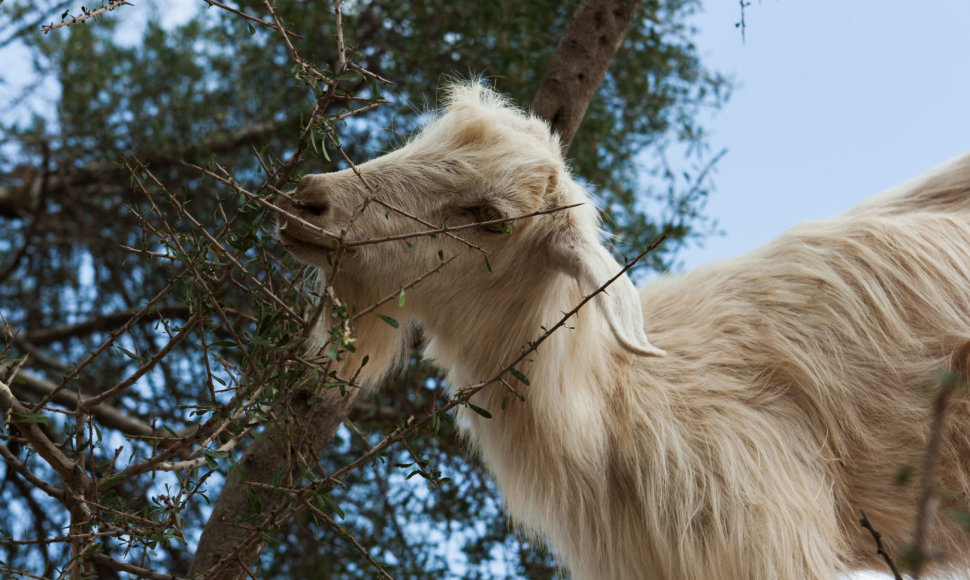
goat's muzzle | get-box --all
[291,174,331,218]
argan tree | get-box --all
[0,1,728,577]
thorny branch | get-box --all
[859,510,903,580]
[42,0,132,33]
[204,0,303,39]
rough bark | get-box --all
[532,0,640,154]
[188,389,361,578]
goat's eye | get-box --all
[470,205,508,233]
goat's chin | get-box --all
[279,238,329,269]
[279,231,359,269]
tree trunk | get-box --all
[533,0,640,154]
[188,389,360,578]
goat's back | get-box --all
[638,154,970,574]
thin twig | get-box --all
[302,498,395,580]
[736,0,750,43]
[30,277,183,413]
[90,553,189,580]
[203,0,303,39]
[346,255,458,324]
[42,1,132,33]
[333,0,347,74]
[859,510,903,580]
[342,203,583,248]
[347,62,394,86]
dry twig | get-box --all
[42,1,132,34]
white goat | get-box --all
[277,83,970,579]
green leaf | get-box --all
[204,449,228,470]
[316,489,346,519]
[271,467,286,487]
[377,314,399,328]
[99,474,126,488]
[334,69,361,81]
[484,256,492,272]
[508,367,531,386]
[13,413,49,425]
[468,404,492,419]
[947,508,970,530]
[113,345,143,362]
[895,465,914,486]
[398,289,406,307]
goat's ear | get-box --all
[549,233,666,357]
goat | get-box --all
[277,82,970,579]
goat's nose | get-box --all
[293,175,329,217]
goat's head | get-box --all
[277,83,663,357]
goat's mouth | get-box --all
[278,227,358,256]
[275,197,359,258]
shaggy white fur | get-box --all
[277,83,970,579]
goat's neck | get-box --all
[420,272,624,544]
[422,271,618,446]
[308,297,410,392]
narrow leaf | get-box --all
[508,367,531,386]
[13,413,49,425]
[377,314,399,328]
[468,404,492,419]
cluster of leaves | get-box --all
[0,0,728,577]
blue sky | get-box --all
[679,0,970,272]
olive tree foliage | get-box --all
[0,0,728,578]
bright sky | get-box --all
[679,0,970,273]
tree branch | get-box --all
[1,363,157,438]
[532,0,640,154]
[42,1,133,34]
[0,363,95,503]
[23,303,192,346]
[188,389,361,579]
[0,121,283,219]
